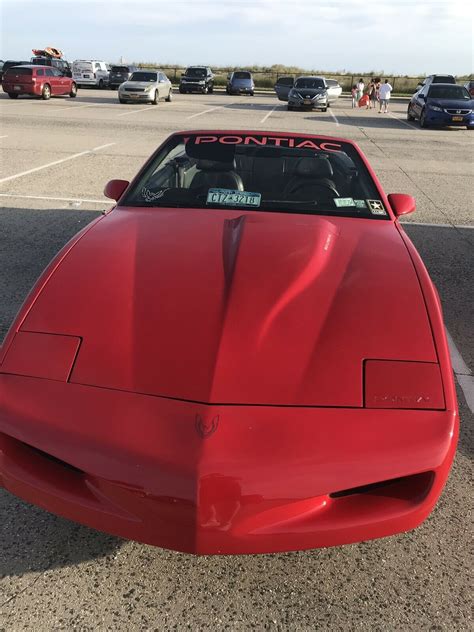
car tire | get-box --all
[420,109,429,128]
[202,86,208,94]
[41,84,51,100]
[407,106,415,121]
[69,83,77,98]
[7,93,19,99]
[209,86,213,94]
[119,97,127,104]
[165,89,172,102]
[152,90,159,105]
[287,105,293,111]
[250,91,254,96]
[98,79,104,89]
[321,106,328,112]
[179,86,185,94]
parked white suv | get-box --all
[72,60,109,88]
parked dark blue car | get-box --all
[408,83,474,129]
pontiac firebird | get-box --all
[0,131,458,555]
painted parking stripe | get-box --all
[0,143,116,184]
[187,106,223,120]
[446,329,474,413]
[0,193,108,204]
[260,105,277,124]
[328,108,339,126]
[117,105,158,117]
[387,112,419,131]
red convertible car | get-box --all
[0,131,458,554]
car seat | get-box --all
[190,159,244,191]
[283,157,339,200]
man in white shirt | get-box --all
[378,79,393,113]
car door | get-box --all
[54,67,69,94]
[45,67,60,95]
[274,77,294,101]
[412,85,427,117]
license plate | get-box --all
[452,116,463,122]
[304,99,312,105]
[14,86,21,90]
[207,188,261,208]
[84,74,90,78]
[130,94,139,98]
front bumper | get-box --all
[0,375,457,554]
[180,82,207,92]
[119,91,154,101]
[425,109,474,127]
[288,98,328,110]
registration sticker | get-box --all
[354,199,367,209]
[206,188,261,208]
[334,197,355,208]
[367,200,386,215]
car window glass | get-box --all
[45,68,54,77]
[294,78,325,89]
[123,133,388,220]
[129,72,157,82]
[428,85,470,100]
[36,69,44,76]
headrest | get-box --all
[295,157,333,178]
[196,159,236,172]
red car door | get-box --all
[44,67,61,95]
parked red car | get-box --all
[2,65,77,99]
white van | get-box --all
[72,60,109,88]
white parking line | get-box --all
[0,193,108,204]
[328,108,339,126]
[49,103,97,113]
[387,112,419,131]
[117,105,158,117]
[187,106,223,120]
[446,329,474,413]
[260,105,277,124]
[0,135,8,139]
[0,143,116,184]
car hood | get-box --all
[182,76,206,81]
[21,209,436,406]
[426,98,474,109]
[121,81,156,89]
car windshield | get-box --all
[276,77,294,86]
[295,78,325,89]
[428,86,470,100]
[129,72,157,82]
[432,76,455,83]
[186,68,206,77]
[122,133,388,220]
[233,72,251,79]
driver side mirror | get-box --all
[104,179,129,202]
[418,93,426,100]
[388,193,416,217]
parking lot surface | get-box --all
[0,89,473,631]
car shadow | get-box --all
[0,490,123,574]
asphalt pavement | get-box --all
[0,89,472,631]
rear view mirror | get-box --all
[104,179,129,201]
[388,193,416,217]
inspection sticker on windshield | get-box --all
[207,188,261,208]
[367,199,387,215]
[334,197,355,208]
[354,199,367,209]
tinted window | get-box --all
[111,66,129,73]
[129,72,157,82]
[185,67,206,77]
[36,69,44,76]
[295,78,325,89]
[428,85,470,100]
[123,133,387,220]
[5,67,32,76]
[326,79,338,87]
[45,68,54,77]
[432,75,455,84]
[276,77,294,86]
[233,72,251,79]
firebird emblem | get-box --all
[195,414,219,438]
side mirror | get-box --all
[388,193,416,217]
[418,93,426,100]
[104,179,129,201]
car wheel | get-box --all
[250,91,255,96]
[321,106,328,112]
[287,105,293,111]
[41,84,51,100]
[202,86,208,94]
[98,79,104,89]
[179,86,185,94]
[69,82,77,98]
[152,90,159,105]
[209,86,213,94]
[165,89,172,102]
[407,106,415,121]
[420,109,429,128]
[7,93,19,99]
[119,97,127,104]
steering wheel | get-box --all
[284,180,340,200]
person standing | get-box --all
[378,79,393,113]
[351,84,358,108]
[368,76,380,109]
[356,78,364,104]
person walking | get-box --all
[378,79,393,113]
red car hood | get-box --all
[21,208,436,406]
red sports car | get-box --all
[0,131,458,554]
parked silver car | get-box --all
[226,71,254,95]
[287,76,329,111]
[325,79,343,103]
[118,70,172,104]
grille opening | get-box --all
[330,471,434,499]
[25,443,84,475]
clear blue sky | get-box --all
[1,0,472,75]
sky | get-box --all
[1,0,473,76]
